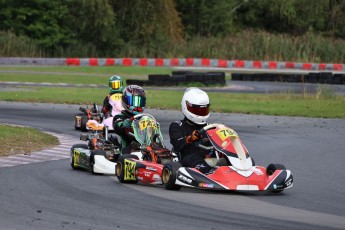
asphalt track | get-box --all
[0,101,345,230]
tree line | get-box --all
[0,0,344,62]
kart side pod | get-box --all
[93,155,116,175]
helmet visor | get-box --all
[186,101,210,116]
[109,80,122,90]
[124,95,146,107]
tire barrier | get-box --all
[1,57,344,73]
[231,73,345,85]
[63,58,345,73]
[126,71,226,86]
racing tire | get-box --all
[70,144,88,169]
[162,162,182,190]
[116,154,139,184]
[74,113,84,130]
[266,163,286,176]
[80,116,89,132]
[267,164,286,193]
[90,149,107,174]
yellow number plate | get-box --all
[216,128,238,141]
[124,159,136,180]
[139,119,157,130]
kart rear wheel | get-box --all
[90,149,107,174]
[70,144,88,169]
[116,154,139,184]
[266,163,286,176]
[162,162,182,190]
[74,113,84,130]
[80,116,89,132]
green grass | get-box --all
[0,66,232,83]
[1,87,344,118]
[0,72,114,84]
[0,66,174,85]
[0,65,344,118]
[0,65,172,76]
[0,124,59,156]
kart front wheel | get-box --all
[266,164,288,193]
[266,163,286,176]
[116,154,139,184]
[70,144,88,169]
[162,162,182,190]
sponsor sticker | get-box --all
[199,183,214,188]
[144,172,152,177]
[178,174,193,184]
[153,174,161,181]
[146,167,158,171]
[253,168,264,175]
[285,178,292,187]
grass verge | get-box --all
[0,65,232,83]
[0,87,344,118]
[0,124,59,157]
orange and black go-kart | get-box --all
[70,121,120,175]
[161,123,294,192]
[115,114,178,185]
[74,102,103,132]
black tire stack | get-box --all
[231,72,345,84]
[126,71,226,86]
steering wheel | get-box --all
[130,113,156,122]
[196,124,227,159]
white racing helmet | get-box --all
[181,87,210,125]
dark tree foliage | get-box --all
[110,0,183,47]
[65,0,118,56]
[237,0,330,35]
[175,0,242,37]
[0,0,344,57]
[0,0,72,49]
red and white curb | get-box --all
[0,133,80,168]
[0,57,344,72]
[64,58,345,72]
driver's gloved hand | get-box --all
[123,118,131,128]
[186,130,201,143]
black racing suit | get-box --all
[169,117,213,174]
[112,110,137,154]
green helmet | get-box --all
[108,75,123,94]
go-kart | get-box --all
[162,123,293,192]
[74,94,122,132]
[70,121,120,174]
[74,102,103,132]
[115,114,178,185]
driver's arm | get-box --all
[169,122,189,152]
[112,114,127,136]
